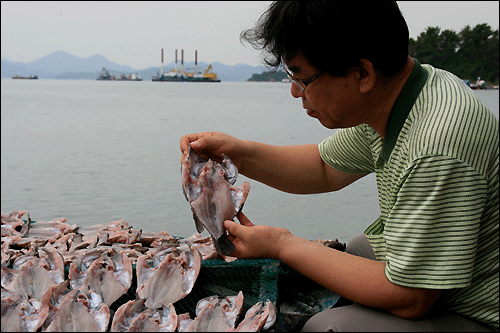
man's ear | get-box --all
[358,59,376,94]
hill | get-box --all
[1,51,267,82]
[247,70,288,82]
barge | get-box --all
[97,68,143,81]
[152,49,221,82]
[12,75,38,79]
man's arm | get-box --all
[181,132,367,194]
[234,140,367,194]
[277,234,442,319]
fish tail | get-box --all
[213,235,237,256]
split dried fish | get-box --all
[231,299,276,331]
[184,291,244,331]
[68,248,132,306]
[181,145,250,256]
[110,300,178,332]
[1,248,65,300]
[1,289,50,332]
[136,243,201,309]
[44,287,110,332]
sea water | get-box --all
[1,79,498,242]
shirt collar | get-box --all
[379,58,428,162]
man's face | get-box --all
[285,52,366,130]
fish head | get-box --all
[221,155,238,185]
[199,159,226,182]
[181,144,210,203]
[181,144,208,179]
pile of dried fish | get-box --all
[2,210,345,331]
[1,210,277,332]
[1,210,234,268]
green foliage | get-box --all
[247,70,288,82]
[409,23,499,84]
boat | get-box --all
[96,67,143,81]
[12,75,38,79]
[152,49,221,82]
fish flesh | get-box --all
[177,312,194,332]
[181,145,250,256]
[68,248,132,306]
[1,248,65,301]
[231,300,276,332]
[1,210,30,237]
[182,233,237,261]
[136,243,201,309]
[39,280,72,331]
[110,299,178,332]
[44,287,111,332]
[110,299,149,332]
[1,289,50,332]
[184,291,244,331]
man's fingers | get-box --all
[236,211,254,226]
[224,220,239,237]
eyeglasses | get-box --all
[283,66,325,92]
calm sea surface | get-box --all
[1,79,498,242]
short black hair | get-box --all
[241,1,409,77]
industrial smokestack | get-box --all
[195,50,198,74]
[181,49,184,74]
[175,49,178,74]
[161,49,164,76]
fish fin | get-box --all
[213,235,237,256]
[192,212,205,233]
[230,181,251,213]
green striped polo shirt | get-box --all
[319,59,499,330]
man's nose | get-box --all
[290,82,304,98]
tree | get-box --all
[410,23,499,84]
[414,27,441,65]
[435,29,460,72]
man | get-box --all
[180,2,498,331]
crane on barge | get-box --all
[152,49,220,82]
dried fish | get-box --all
[136,243,201,309]
[1,248,64,300]
[39,280,72,331]
[177,312,194,332]
[231,299,276,331]
[184,291,244,332]
[68,248,132,306]
[0,292,49,332]
[181,145,250,256]
[111,300,178,332]
[1,212,290,331]
[1,210,30,237]
[110,299,148,332]
[44,287,110,332]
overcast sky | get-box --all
[1,1,498,70]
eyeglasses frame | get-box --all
[283,66,325,92]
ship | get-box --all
[152,49,221,82]
[96,68,143,81]
[12,75,38,79]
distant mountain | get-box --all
[1,51,268,81]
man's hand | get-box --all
[223,212,293,260]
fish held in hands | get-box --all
[181,144,250,256]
